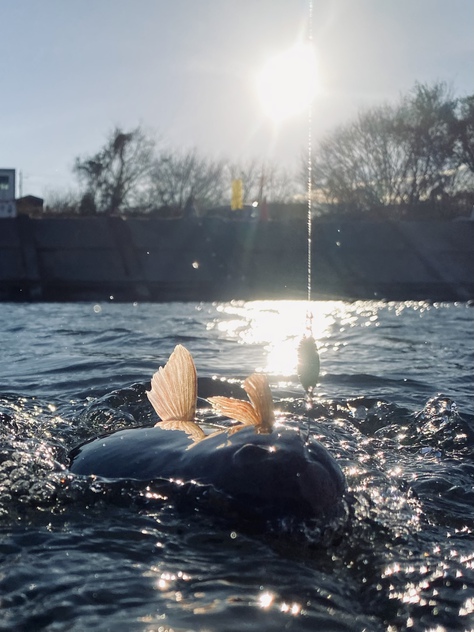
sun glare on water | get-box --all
[210,301,341,376]
[256,43,318,122]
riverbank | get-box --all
[1,216,473,301]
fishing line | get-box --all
[306,0,313,317]
[298,0,320,402]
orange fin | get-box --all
[243,373,275,432]
[209,373,274,433]
[207,396,259,426]
[147,345,197,423]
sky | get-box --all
[1,0,473,201]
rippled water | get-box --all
[0,300,473,631]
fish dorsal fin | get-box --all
[209,373,274,433]
[147,344,197,423]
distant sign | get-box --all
[0,169,16,217]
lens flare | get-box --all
[256,43,318,122]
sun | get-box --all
[256,43,318,122]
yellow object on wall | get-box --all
[231,179,243,210]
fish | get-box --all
[69,345,345,522]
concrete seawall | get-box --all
[0,216,473,302]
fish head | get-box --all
[207,425,345,521]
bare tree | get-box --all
[228,159,298,203]
[309,105,407,213]
[308,82,465,216]
[146,149,227,211]
[43,188,81,215]
[227,159,262,203]
[454,95,474,175]
[261,164,300,203]
[393,82,458,205]
[74,126,155,214]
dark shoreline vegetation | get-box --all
[38,81,473,222]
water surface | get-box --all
[1,301,473,631]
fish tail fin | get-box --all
[147,344,197,423]
[209,373,274,433]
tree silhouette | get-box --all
[74,126,155,214]
[308,82,473,218]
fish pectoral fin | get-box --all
[242,373,275,433]
[156,419,206,443]
[208,396,260,427]
[147,345,197,422]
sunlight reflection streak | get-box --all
[208,300,369,375]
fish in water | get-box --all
[69,345,345,522]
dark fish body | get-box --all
[69,424,345,520]
[69,346,346,524]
